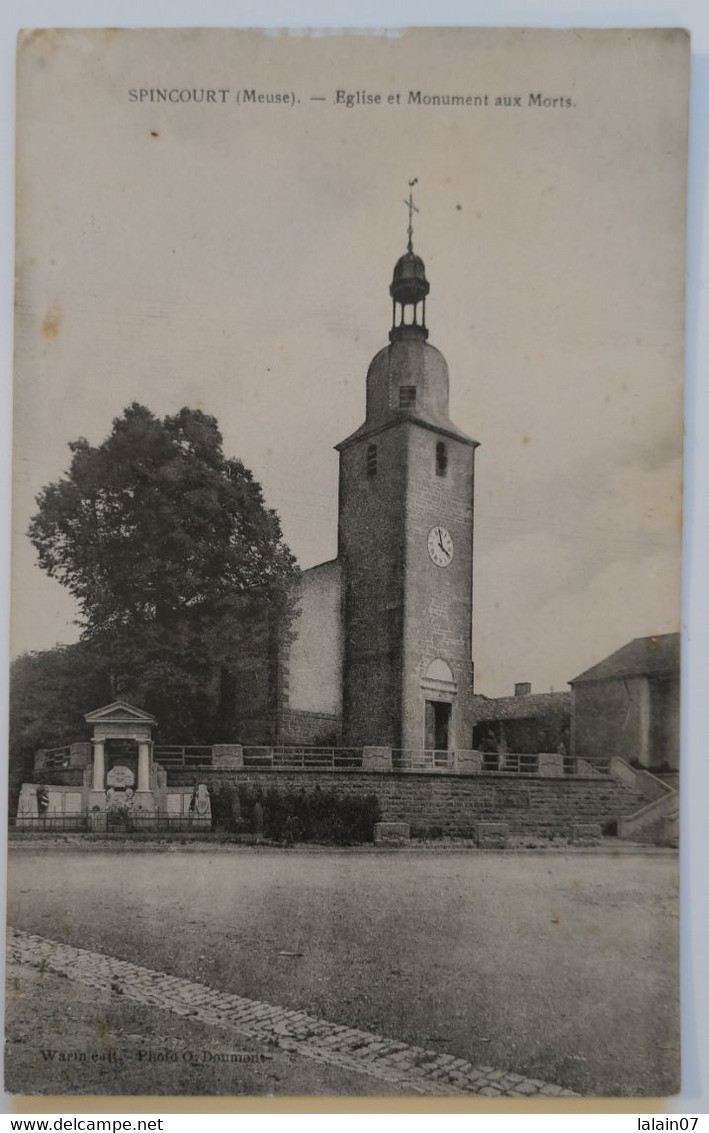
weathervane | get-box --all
[405,178,419,253]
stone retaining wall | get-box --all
[167,768,647,838]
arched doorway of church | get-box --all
[422,658,456,761]
[424,699,452,758]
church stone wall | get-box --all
[285,560,343,718]
[228,605,281,746]
[401,424,475,751]
[278,709,341,746]
[339,426,408,747]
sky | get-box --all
[11,27,687,696]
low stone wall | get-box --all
[16,782,86,822]
[167,768,648,838]
[27,768,86,787]
[34,743,92,775]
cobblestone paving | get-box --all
[8,927,578,1098]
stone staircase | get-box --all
[610,757,679,846]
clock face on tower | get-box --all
[427,525,454,567]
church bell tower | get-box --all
[336,188,478,753]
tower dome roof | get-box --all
[389,251,430,305]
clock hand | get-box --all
[438,531,446,552]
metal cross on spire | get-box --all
[404,178,419,252]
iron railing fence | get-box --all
[390,751,605,776]
[10,813,213,833]
[29,745,615,780]
[11,814,88,831]
[501,753,540,775]
[481,754,609,776]
[131,746,614,776]
[392,749,454,770]
[242,746,363,770]
[152,745,214,769]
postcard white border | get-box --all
[0,0,706,1117]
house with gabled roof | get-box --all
[569,633,680,773]
[471,685,570,756]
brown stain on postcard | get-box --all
[41,308,62,340]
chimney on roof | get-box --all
[514,682,531,697]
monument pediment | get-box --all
[84,701,157,726]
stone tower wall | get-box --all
[401,425,476,751]
[339,425,408,747]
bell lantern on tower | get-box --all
[389,179,430,340]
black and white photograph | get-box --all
[5,26,688,1101]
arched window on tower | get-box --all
[366,443,378,477]
[436,441,448,477]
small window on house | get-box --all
[436,441,448,477]
[366,443,377,477]
[399,385,417,409]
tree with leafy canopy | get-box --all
[8,642,112,812]
[28,403,299,741]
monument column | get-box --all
[137,739,151,792]
[91,739,106,791]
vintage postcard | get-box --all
[6,27,687,1099]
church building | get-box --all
[278,219,479,753]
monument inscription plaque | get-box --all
[106,765,135,789]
